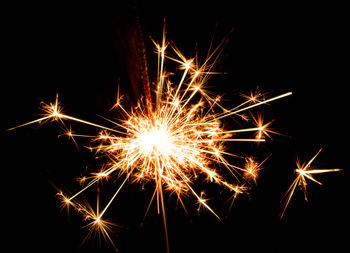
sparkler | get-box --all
[9,29,293,251]
[280,148,342,218]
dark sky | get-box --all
[2,1,348,253]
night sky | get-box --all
[3,1,348,253]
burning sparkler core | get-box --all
[9,28,294,251]
[131,120,173,158]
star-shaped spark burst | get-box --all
[280,148,342,218]
[9,29,293,251]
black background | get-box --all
[2,1,348,253]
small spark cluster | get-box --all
[281,149,342,218]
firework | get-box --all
[280,148,342,218]
[9,29,292,251]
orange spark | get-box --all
[280,149,342,218]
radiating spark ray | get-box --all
[223,127,263,134]
[215,92,293,120]
[190,138,266,142]
[179,71,200,102]
[68,134,97,138]
[57,114,125,135]
[141,188,158,228]
[68,178,99,202]
[156,24,167,108]
[172,65,190,102]
[97,172,131,221]
[303,169,342,174]
[158,176,170,253]
[7,115,53,131]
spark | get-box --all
[243,155,270,183]
[250,113,284,140]
[280,149,342,218]
[9,29,293,251]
